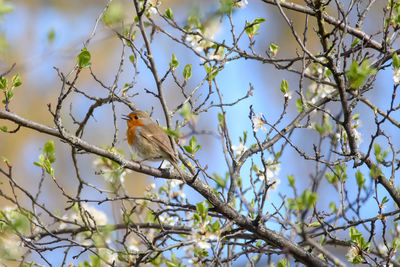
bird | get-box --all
[122,110,185,179]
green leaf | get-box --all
[370,164,383,179]
[277,258,289,267]
[314,123,325,135]
[374,143,389,163]
[245,18,266,38]
[213,173,226,188]
[193,213,201,223]
[287,189,318,211]
[0,126,7,132]
[355,170,365,189]
[129,55,135,64]
[184,135,201,155]
[77,48,91,68]
[88,254,101,267]
[6,89,13,100]
[393,53,400,69]
[47,28,56,44]
[287,175,295,187]
[351,38,359,48]
[210,220,220,232]
[308,220,321,227]
[189,136,196,147]
[151,254,162,265]
[0,2,13,16]
[43,160,54,177]
[217,113,224,124]
[0,77,7,89]
[374,143,381,157]
[306,191,318,208]
[187,15,201,29]
[349,227,368,248]
[196,201,208,217]
[183,145,193,154]
[269,43,279,56]
[43,140,56,163]
[33,162,42,167]
[183,64,192,80]
[205,64,219,81]
[295,98,303,113]
[165,261,178,267]
[165,8,174,20]
[392,238,400,250]
[334,163,348,181]
[34,141,56,176]
[11,73,22,87]
[253,18,266,24]
[102,2,124,26]
[179,103,193,121]
[346,60,376,89]
[169,54,179,69]
[280,79,288,94]
[220,0,235,14]
[349,227,360,241]
[329,202,337,212]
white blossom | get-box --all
[127,237,140,253]
[284,91,292,99]
[393,68,400,84]
[197,240,211,250]
[59,203,107,230]
[0,233,22,262]
[270,177,281,190]
[99,248,119,264]
[346,245,359,263]
[258,158,281,190]
[175,190,186,199]
[306,63,334,103]
[189,229,219,250]
[186,31,207,52]
[186,21,221,52]
[169,179,184,189]
[158,214,178,226]
[377,243,388,256]
[146,0,160,15]
[232,142,247,157]
[352,128,362,147]
[93,157,128,185]
[81,203,108,226]
[235,0,248,8]
[308,81,334,103]
[252,113,267,132]
[208,47,226,61]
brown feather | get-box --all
[139,123,178,163]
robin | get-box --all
[122,110,184,179]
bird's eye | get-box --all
[134,115,138,120]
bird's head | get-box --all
[122,110,150,129]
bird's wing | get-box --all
[139,123,178,163]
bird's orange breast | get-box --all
[126,118,145,146]
[127,126,136,146]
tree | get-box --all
[0,0,400,266]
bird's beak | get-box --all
[121,114,130,121]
